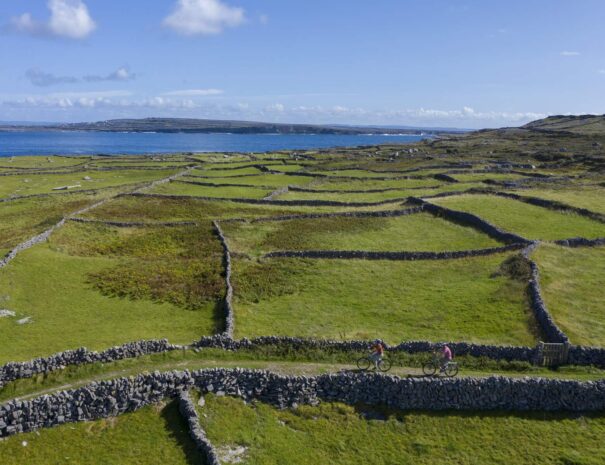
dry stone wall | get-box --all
[245,206,424,223]
[2,369,605,439]
[263,186,289,201]
[213,221,234,338]
[0,197,108,270]
[433,173,459,183]
[0,340,178,387]
[554,237,605,247]
[522,243,570,344]
[410,197,530,245]
[178,390,221,465]
[476,190,605,223]
[1,168,193,269]
[263,244,525,261]
[68,217,198,228]
[129,192,409,208]
[288,185,440,194]
[193,335,538,363]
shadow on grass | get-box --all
[341,368,435,379]
[351,401,605,425]
[160,399,208,465]
[213,300,227,334]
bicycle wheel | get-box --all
[422,361,437,376]
[378,359,392,372]
[444,363,459,377]
[356,357,371,371]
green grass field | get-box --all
[232,254,537,345]
[199,395,605,465]
[0,155,90,169]
[0,401,202,465]
[448,172,532,182]
[150,180,274,199]
[533,244,605,346]
[221,212,501,255]
[0,222,223,363]
[506,186,605,215]
[190,166,263,177]
[307,177,447,190]
[275,185,477,202]
[0,168,180,198]
[311,169,424,178]
[0,193,106,252]
[78,195,408,223]
[2,141,605,464]
[201,173,316,187]
[431,194,605,240]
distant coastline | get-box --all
[0,131,428,156]
[0,117,457,136]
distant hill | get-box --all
[0,117,446,135]
[523,114,605,135]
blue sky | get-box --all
[0,0,603,128]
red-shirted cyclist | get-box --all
[370,340,385,370]
[439,343,453,373]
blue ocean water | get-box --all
[0,131,426,156]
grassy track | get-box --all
[232,254,538,345]
[199,395,605,465]
[3,349,604,405]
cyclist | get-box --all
[370,340,385,370]
[438,343,453,373]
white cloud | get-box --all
[11,13,37,34]
[83,67,136,83]
[27,67,136,87]
[0,96,547,128]
[48,0,96,38]
[560,51,580,56]
[265,103,285,112]
[163,0,245,36]
[12,0,96,39]
[598,69,605,75]
[3,94,202,111]
[259,14,269,25]
[26,68,78,87]
[162,89,224,96]
[47,90,133,98]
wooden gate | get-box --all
[537,342,569,367]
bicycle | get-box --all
[356,355,392,372]
[422,356,459,377]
